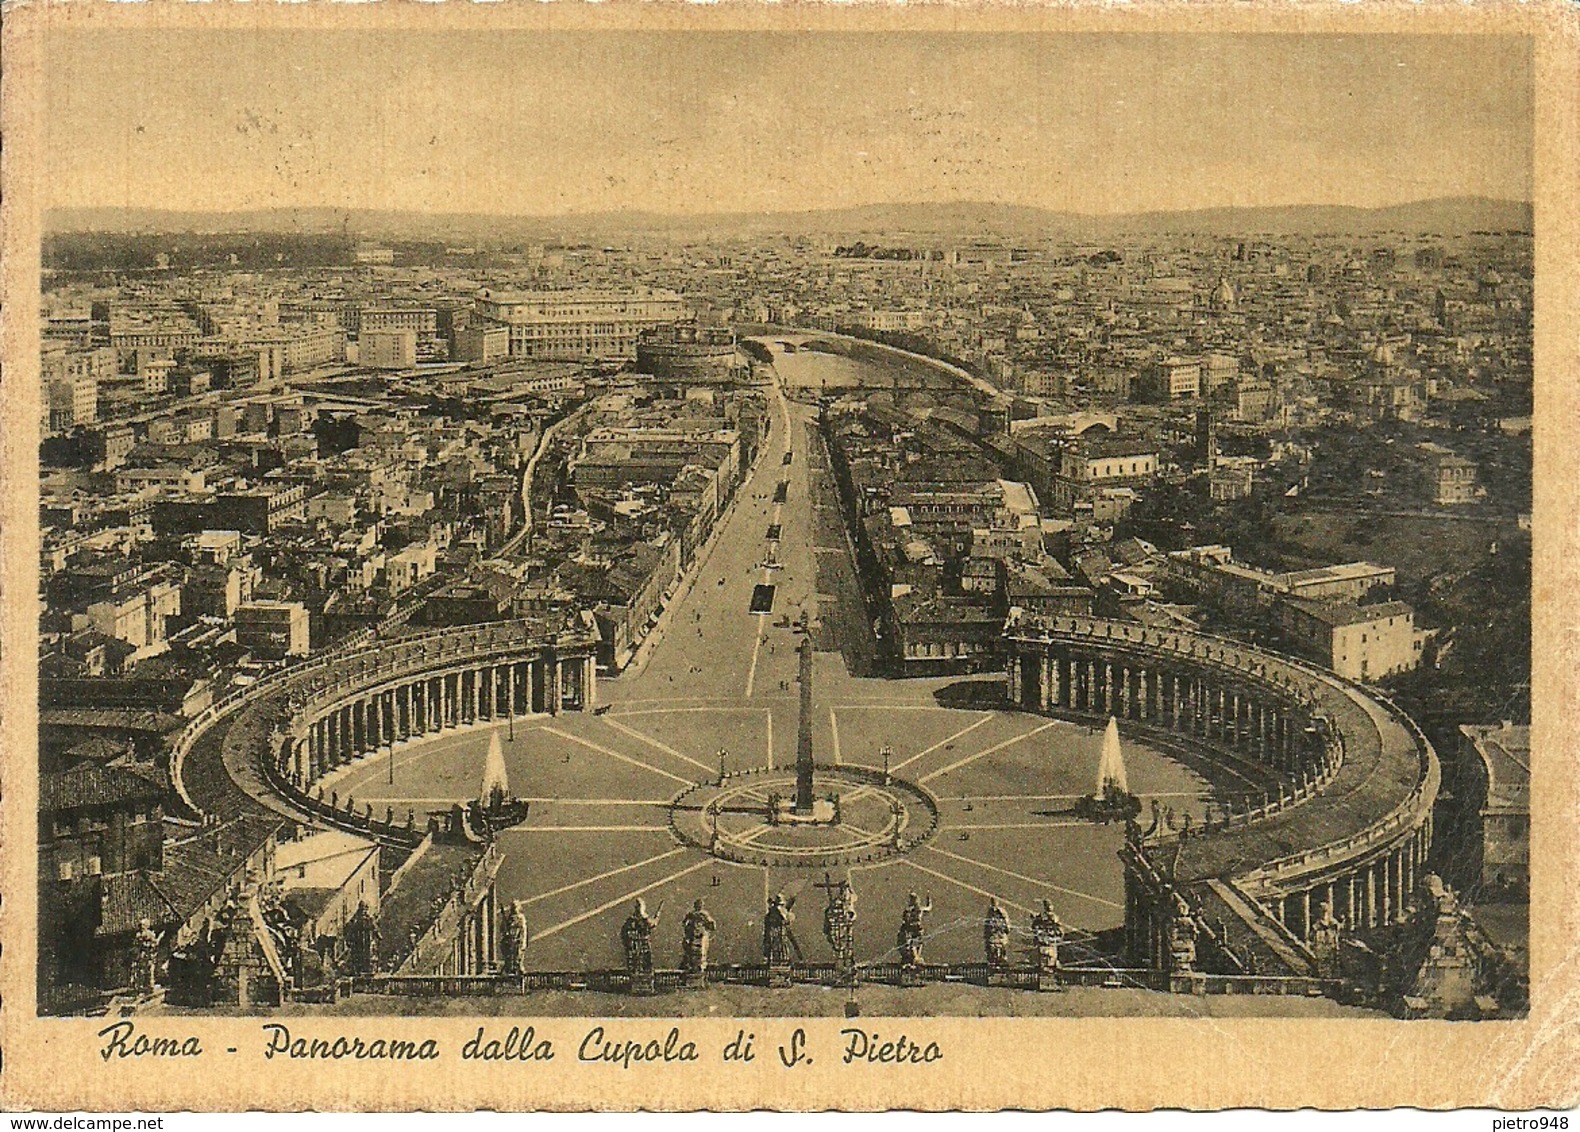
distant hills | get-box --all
[46,196,1531,241]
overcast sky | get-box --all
[44,31,1533,217]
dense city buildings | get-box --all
[473,287,687,360]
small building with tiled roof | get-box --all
[40,763,168,882]
[1273,596,1425,683]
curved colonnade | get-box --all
[175,620,599,824]
[1003,610,1439,982]
[279,627,596,798]
[172,621,600,979]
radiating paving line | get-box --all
[921,845,1124,910]
[516,847,690,907]
[890,714,993,773]
[894,857,1037,917]
[600,715,715,774]
[361,722,548,783]
[540,725,694,786]
[530,859,714,941]
[918,721,1059,785]
[731,824,780,846]
[829,706,842,764]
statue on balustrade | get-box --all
[500,900,530,976]
[762,894,797,967]
[983,900,1011,971]
[897,892,933,968]
[620,899,660,977]
[1167,894,1199,974]
[1030,900,1063,974]
[1309,898,1344,979]
[133,918,161,996]
[293,934,337,1002]
[344,901,380,977]
[822,877,857,975]
[680,899,718,977]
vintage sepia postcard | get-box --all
[1,1,1577,1113]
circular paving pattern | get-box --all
[330,704,1258,971]
[668,765,940,868]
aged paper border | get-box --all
[2,1,1577,1112]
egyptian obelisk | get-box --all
[794,633,815,813]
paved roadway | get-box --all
[603,363,814,713]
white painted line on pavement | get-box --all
[540,725,694,786]
[601,715,715,774]
[919,721,1059,785]
[896,857,1036,917]
[890,713,993,773]
[531,859,714,941]
[518,847,689,907]
[923,845,1124,910]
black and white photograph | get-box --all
[4,9,1571,1114]
[29,24,1538,1018]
